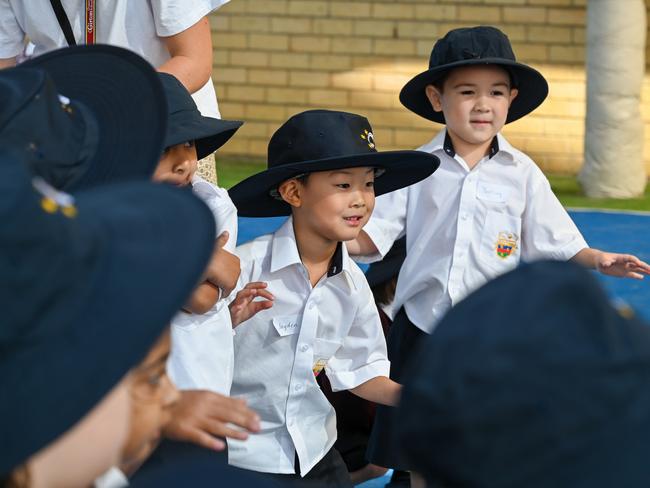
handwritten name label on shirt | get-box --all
[272,316,300,337]
[477,182,509,203]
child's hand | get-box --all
[204,231,240,298]
[229,282,274,327]
[596,252,650,279]
[162,390,261,451]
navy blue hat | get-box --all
[400,26,548,124]
[0,147,215,473]
[1,44,167,191]
[158,73,242,160]
[229,110,440,217]
[132,460,284,487]
[365,236,407,288]
[397,261,650,487]
[131,441,283,487]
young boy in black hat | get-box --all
[153,72,243,399]
[225,109,439,486]
[347,26,650,477]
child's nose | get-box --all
[173,159,192,176]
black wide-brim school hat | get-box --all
[397,261,650,488]
[159,73,242,160]
[0,147,215,474]
[229,110,440,217]
[400,26,549,124]
[4,44,167,191]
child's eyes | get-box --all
[492,90,505,96]
[365,181,375,188]
[460,90,474,96]
[335,183,350,189]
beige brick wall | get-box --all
[210,0,650,176]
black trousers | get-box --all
[264,448,353,488]
[366,307,427,471]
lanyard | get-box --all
[85,0,95,44]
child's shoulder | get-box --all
[235,232,274,261]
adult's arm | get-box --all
[158,16,212,94]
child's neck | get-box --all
[292,219,338,288]
[446,130,493,169]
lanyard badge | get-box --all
[85,0,95,44]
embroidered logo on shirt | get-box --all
[496,231,518,258]
[312,358,328,377]
[360,129,375,149]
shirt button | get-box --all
[461,213,468,221]
[294,384,303,392]
[300,344,309,352]
[308,301,315,310]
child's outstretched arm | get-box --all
[350,376,402,407]
[572,248,650,279]
[229,282,274,327]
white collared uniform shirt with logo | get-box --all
[228,217,390,476]
[360,129,588,334]
[167,175,237,395]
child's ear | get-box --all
[509,88,519,107]
[425,85,443,112]
[278,179,302,208]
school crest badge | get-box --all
[360,129,375,149]
[496,231,518,259]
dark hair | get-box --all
[371,276,398,307]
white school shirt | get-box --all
[360,129,588,334]
[228,217,390,476]
[0,0,228,117]
[167,175,237,394]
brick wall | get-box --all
[210,0,650,175]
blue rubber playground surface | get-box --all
[238,210,650,321]
[237,210,649,487]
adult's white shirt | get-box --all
[360,129,588,334]
[167,175,237,395]
[228,217,390,476]
[0,0,228,117]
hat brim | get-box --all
[399,58,549,124]
[166,115,243,160]
[0,181,215,473]
[229,151,440,217]
[20,45,167,191]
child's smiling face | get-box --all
[280,166,377,244]
[426,65,518,158]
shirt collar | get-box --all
[419,129,516,164]
[270,217,357,290]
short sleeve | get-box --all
[356,186,408,264]
[150,0,231,37]
[521,171,588,262]
[325,282,390,391]
[192,176,238,251]
[0,1,26,59]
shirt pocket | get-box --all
[312,339,342,377]
[479,210,522,273]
